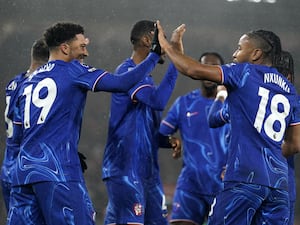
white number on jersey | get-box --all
[4,96,13,138]
[254,86,290,142]
[23,78,57,129]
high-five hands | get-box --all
[156,20,186,54]
[150,23,162,55]
[170,24,185,54]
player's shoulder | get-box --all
[5,71,27,92]
[67,59,98,75]
[186,89,201,99]
[172,89,200,106]
[115,58,135,75]
[222,62,251,71]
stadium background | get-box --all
[0,0,300,224]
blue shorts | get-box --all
[104,176,168,225]
[207,182,289,225]
[7,181,96,225]
[170,188,214,225]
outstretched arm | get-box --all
[132,63,178,110]
[94,52,159,92]
[156,21,222,83]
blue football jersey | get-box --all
[102,58,177,180]
[1,72,27,183]
[12,53,159,186]
[160,89,230,195]
[12,60,109,185]
[221,63,300,190]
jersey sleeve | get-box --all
[128,63,178,110]
[207,99,230,128]
[82,52,159,92]
[221,63,250,90]
[5,74,26,120]
[159,97,181,135]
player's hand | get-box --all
[220,166,226,180]
[156,21,170,52]
[171,24,186,54]
[216,85,228,102]
[170,137,182,159]
[150,24,162,56]
[78,152,88,173]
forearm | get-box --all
[134,63,178,110]
[157,21,222,83]
[208,100,227,128]
[164,47,222,83]
[95,52,159,92]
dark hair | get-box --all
[247,30,282,66]
[276,50,294,83]
[130,20,155,45]
[31,38,49,62]
[43,22,84,48]
[199,52,225,65]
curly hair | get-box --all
[43,22,84,49]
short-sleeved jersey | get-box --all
[13,60,113,185]
[221,63,300,190]
[102,58,176,180]
[159,89,230,195]
[1,72,27,183]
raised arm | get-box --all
[94,52,159,92]
[156,21,222,83]
[132,63,178,110]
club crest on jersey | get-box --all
[133,203,143,216]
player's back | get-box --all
[2,72,27,183]
[13,60,100,185]
[222,63,299,190]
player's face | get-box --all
[78,38,89,63]
[68,34,89,62]
[232,34,255,63]
[200,54,220,88]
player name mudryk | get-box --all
[264,73,290,93]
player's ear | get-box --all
[142,34,152,48]
[252,48,263,62]
[60,43,70,55]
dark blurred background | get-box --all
[1,0,300,224]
